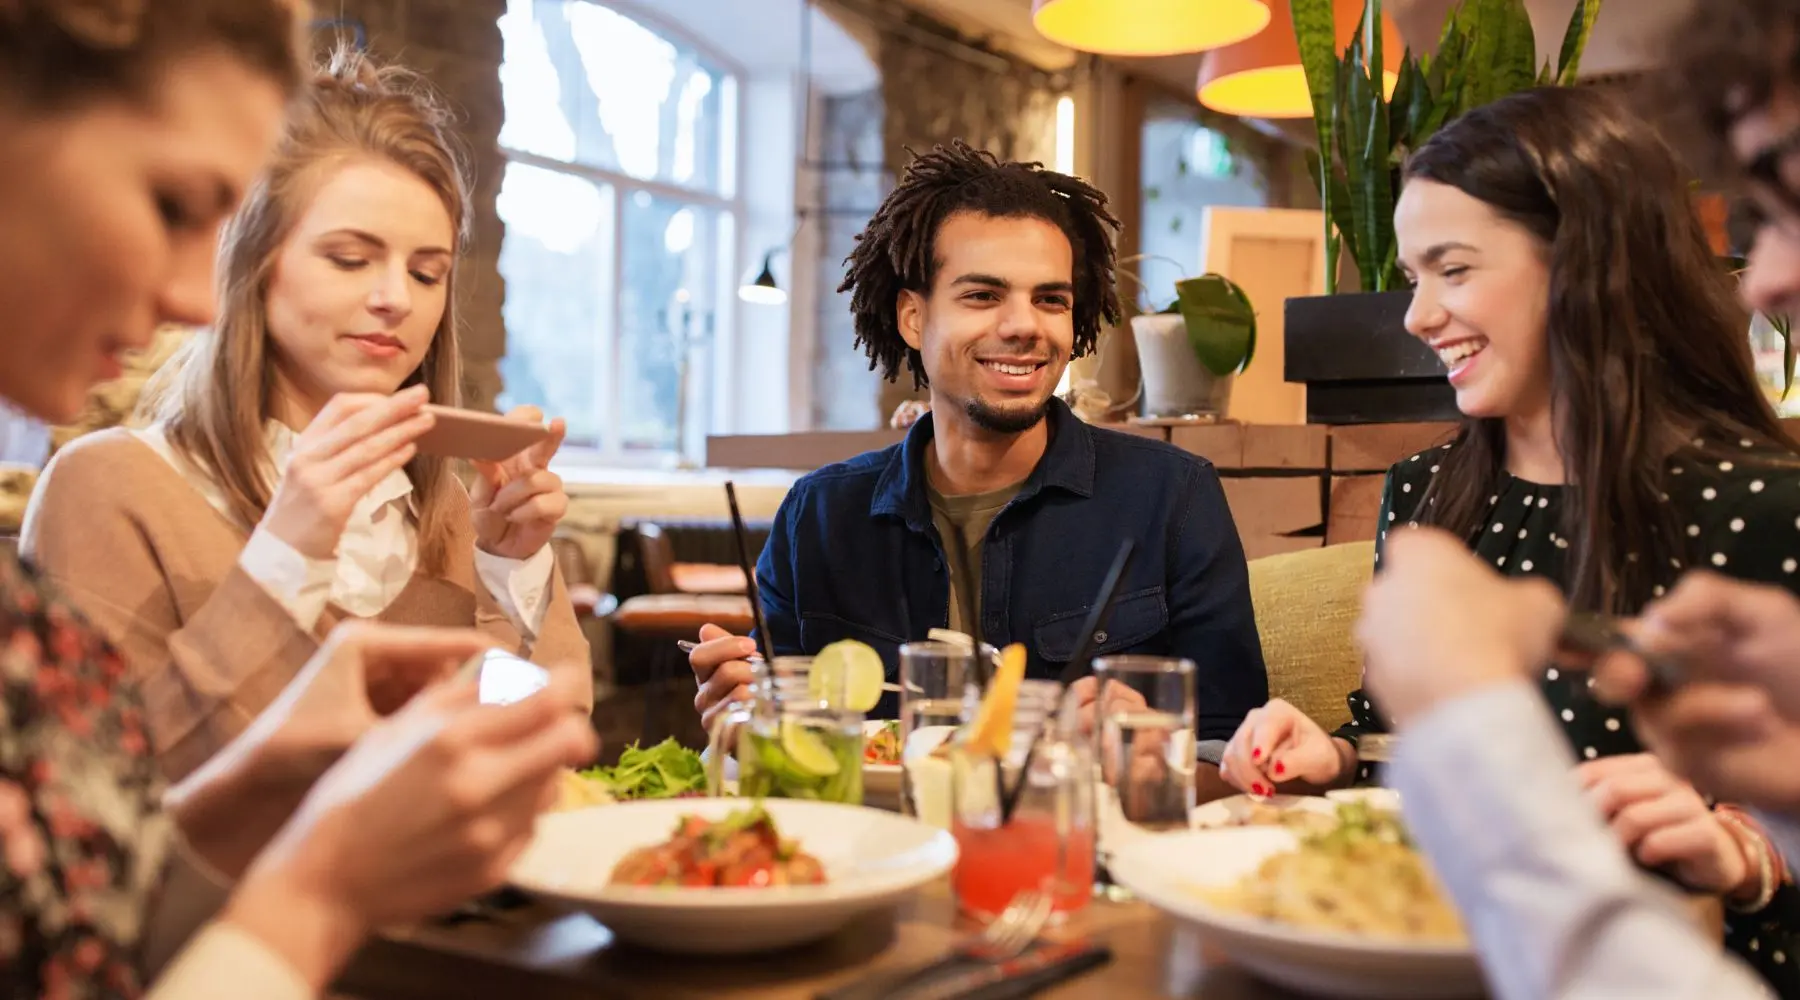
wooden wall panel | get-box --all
[1327,475,1388,546]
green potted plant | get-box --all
[1128,272,1257,419]
[1281,0,1603,423]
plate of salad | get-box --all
[556,738,708,810]
[511,798,957,953]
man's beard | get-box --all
[965,395,1051,434]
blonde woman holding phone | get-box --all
[22,47,591,780]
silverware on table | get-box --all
[815,889,1052,1000]
[906,938,1113,1000]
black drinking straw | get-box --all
[1000,537,1135,825]
[724,482,778,704]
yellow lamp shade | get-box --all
[1198,0,1401,119]
[1032,0,1271,57]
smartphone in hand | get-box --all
[414,405,552,462]
[457,648,550,705]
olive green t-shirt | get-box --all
[926,481,1023,634]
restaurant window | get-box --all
[494,0,740,460]
[1135,98,1265,309]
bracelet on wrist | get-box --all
[1718,809,1779,913]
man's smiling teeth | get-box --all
[1436,338,1487,367]
[983,360,1041,376]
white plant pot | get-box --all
[1130,313,1235,419]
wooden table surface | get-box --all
[335,881,1320,1000]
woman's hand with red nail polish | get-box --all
[1219,698,1353,796]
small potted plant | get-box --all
[1128,273,1257,420]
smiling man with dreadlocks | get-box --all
[687,141,1267,746]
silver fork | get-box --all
[969,889,1053,959]
[820,889,1053,1000]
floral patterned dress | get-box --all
[1,544,170,998]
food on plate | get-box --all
[608,805,828,888]
[1201,795,1338,834]
[581,737,706,801]
[556,769,616,811]
[864,720,902,765]
[1199,803,1466,944]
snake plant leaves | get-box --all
[1457,0,1537,116]
[1292,0,1342,293]
[1556,0,1602,85]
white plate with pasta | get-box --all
[1107,808,1484,999]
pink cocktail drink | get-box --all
[951,813,1094,920]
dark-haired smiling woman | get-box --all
[1218,86,1800,995]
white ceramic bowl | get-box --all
[1107,826,1484,999]
[510,798,957,954]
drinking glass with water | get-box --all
[897,639,990,825]
[1092,655,1198,834]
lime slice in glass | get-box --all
[780,719,841,777]
[810,639,884,712]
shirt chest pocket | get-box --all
[797,613,904,671]
[1032,587,1168,665]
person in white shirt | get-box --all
[21,47,593,780]
[0,3,597,998]
[1358,529,1794,999]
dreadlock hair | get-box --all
[839,140,1123,388]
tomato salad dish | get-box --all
[608,806,828,888]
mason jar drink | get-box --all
[706,656,864,804]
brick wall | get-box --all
[323,0,509,412]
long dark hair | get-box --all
[1404,86,1792,613]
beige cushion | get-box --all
[1248,541,1375,732]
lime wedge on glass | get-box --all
[780,719,841,777]
[810,639,885,711]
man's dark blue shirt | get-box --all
[753,398,1269,742]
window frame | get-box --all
[495,0,747,465]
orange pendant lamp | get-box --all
[1032,0,1271,58]
[1198,0,1401,119]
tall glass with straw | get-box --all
[948,677,1094,922]
[702,483,866,805]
